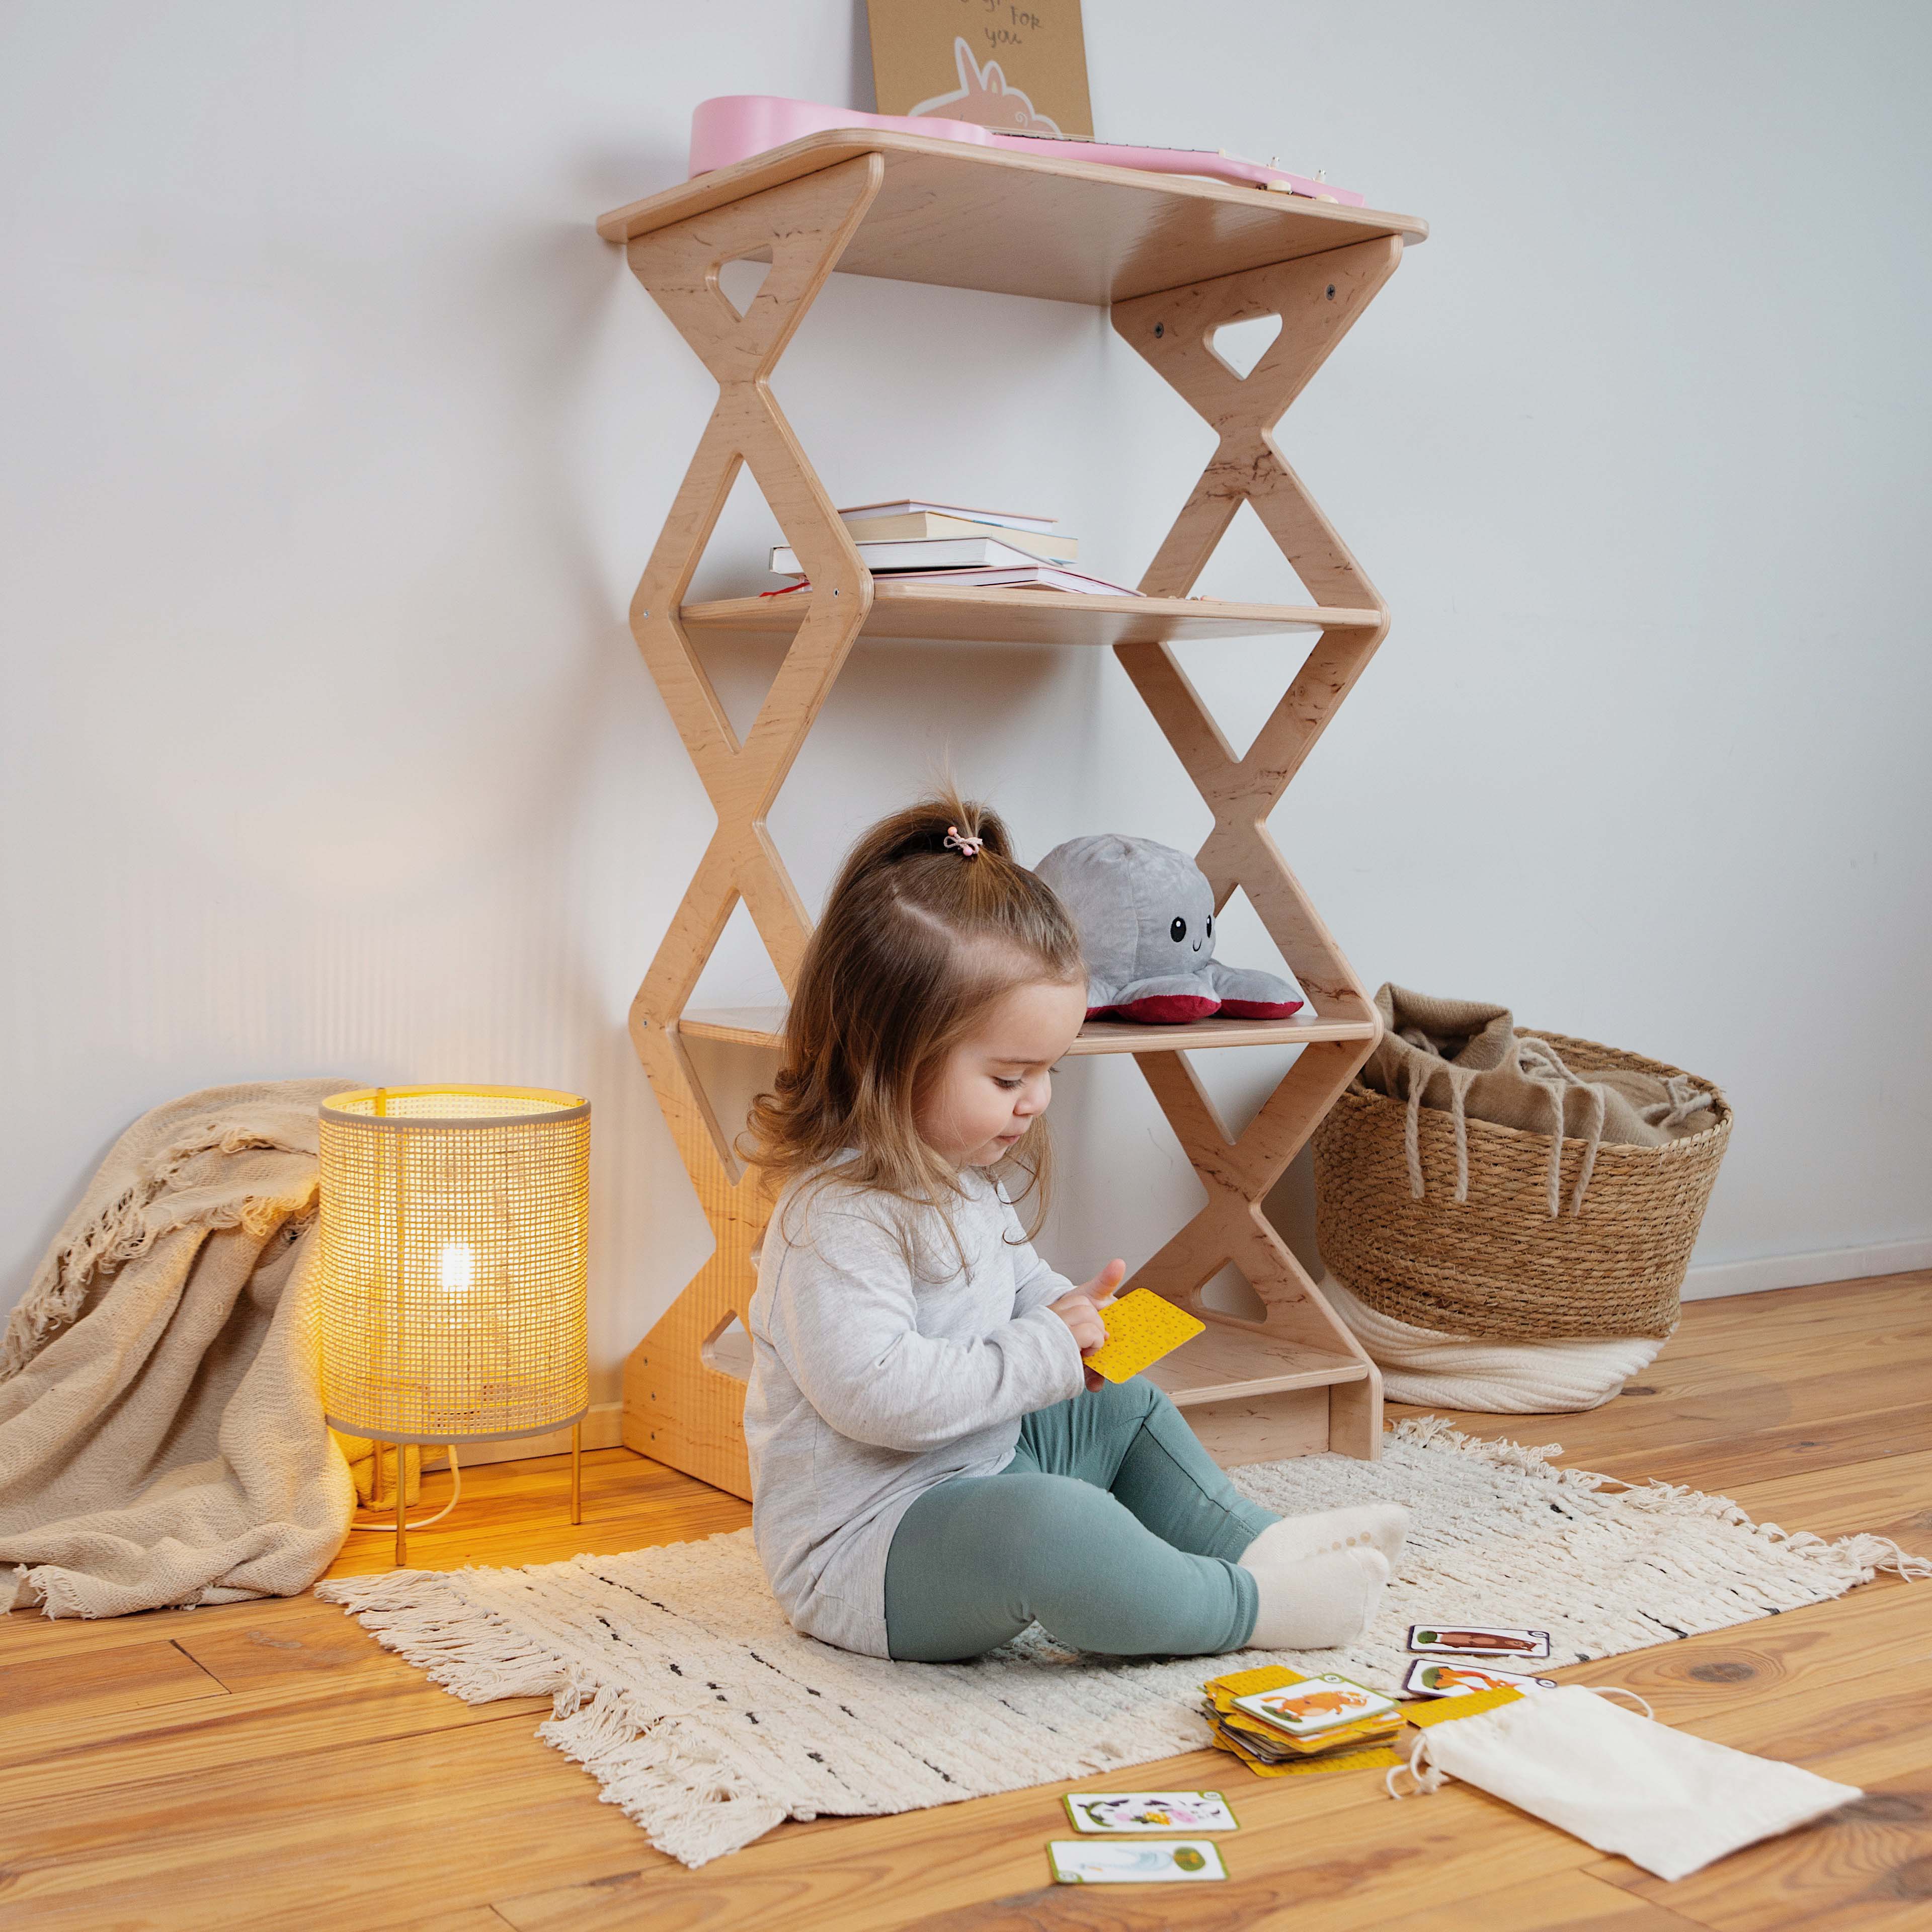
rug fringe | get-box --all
[1387,1414,1578,1479]
[1386,1416,1930,1590]
[314,1569,565,1702]
[539,1680,790,1868]
[315,1573,799,1865]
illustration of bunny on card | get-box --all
[911,38,1064,135]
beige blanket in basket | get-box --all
[1362,986,1714,1217]
[0,1082,358,1618]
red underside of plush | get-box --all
[1086,996,1304,1024]
[1086,995,1218,1024]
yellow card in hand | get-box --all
[1084,1290,1205,1383]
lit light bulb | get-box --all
[438,1241,474,1295]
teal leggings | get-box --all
[883,1378,1277,1661]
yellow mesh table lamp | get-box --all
[317,1086,590,1564]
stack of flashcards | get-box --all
[1048,1791,1235,1885]
[1199,1665,1407,1777]
[1083,1290,1205,1385]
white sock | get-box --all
[1240,1545,1390,1650]
[1239,1503,1410,1573]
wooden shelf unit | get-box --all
[606,133,1423,1495]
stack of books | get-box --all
[1199,1665,1408,1778]
[765,499,1142,598]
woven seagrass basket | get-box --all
[1312,1030,1731,1341]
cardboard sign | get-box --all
[867,0,1094,139]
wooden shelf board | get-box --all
[702,1309,1363,1408]
[680,585,1382,648]
[675,1006,1377,1055]
[676,1007,790,1051]
[1072,1013,1378,1053]
[597,129,1427,307]
[1144,1325,1369,1406]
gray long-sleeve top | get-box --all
[743,1166,1086,1658]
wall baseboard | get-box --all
[451,1402,625,1470]
[1682,1237,1932,1303]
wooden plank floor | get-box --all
[2,1271,1927,1932]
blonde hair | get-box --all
[742,793,1084,1240]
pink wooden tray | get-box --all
[688,96,1364,206]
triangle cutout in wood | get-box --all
[714,249,773,319]
[700,1310,753,1381]
[1210,311,1281,379]
[1198,1259,1268,1324]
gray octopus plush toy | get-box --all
[1034,833,1303,1024]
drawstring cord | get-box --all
[1386,1686,1654,1800]
[1402,1060,1477,1205]
[1642,1073,1717,1133]
[1394,1028,1715,1219]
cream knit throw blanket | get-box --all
[0,1081,358,1617]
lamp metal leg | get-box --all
[393,1441,408,1567]
[571,1420,582,1526]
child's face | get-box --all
[916,978,1086,1167]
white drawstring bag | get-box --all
[1389,1686,1861,1882]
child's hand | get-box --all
[1078,1259,1128,1309]
[1052,1260,1127,1389]
[1049,1290,1106,1357]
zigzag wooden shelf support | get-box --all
[622,157,885,1497]
[1109,237,1402,1459]
[613,147,1409,1496]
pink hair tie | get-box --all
[944,826,985,860]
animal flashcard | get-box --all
[1046,1840,1229,1884]
[1408,1625,1552,1659]
[1402,1659,1558,1699]
[1230,1673,1400,1739]
[1063,1792,1238,1833]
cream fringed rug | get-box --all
[316,1418,1923,1868]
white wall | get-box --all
[5,1,1928,1403]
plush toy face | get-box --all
[1034,834,1215,991]
[1121,842,1219,984]
[1033,832,1303,1025]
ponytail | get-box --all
[742,791,1084,1236]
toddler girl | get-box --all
[742,796,1406,1662]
